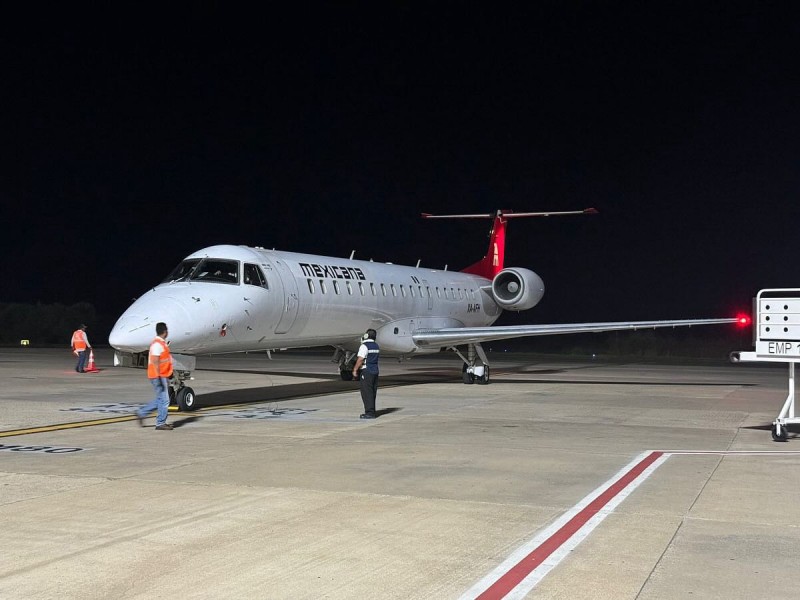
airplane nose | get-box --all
[109,315,153,352]
[109,295,192,352]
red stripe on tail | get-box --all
[461,211,507,279]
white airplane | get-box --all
[109,209,745,411]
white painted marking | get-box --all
[461,449,800,599]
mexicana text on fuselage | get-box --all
[299,262,366,281]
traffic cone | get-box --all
[85,350,100,373]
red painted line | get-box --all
[477,451,664,600]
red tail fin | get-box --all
[421,208,598,280]
[461,211,507,279]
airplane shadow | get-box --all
[487,379,756,387]
[202,368,342,380]
[181,369,754,412]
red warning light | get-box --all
[736,314,751,327]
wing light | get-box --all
[736,314,752,327]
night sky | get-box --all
[2,4,798,339]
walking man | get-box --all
[70,324,91,373]
[352,328,380,419]
[136,322,174,430]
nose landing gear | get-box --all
[169,371,199,411]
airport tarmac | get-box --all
[1,347,799,599]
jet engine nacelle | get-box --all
[491,267,545,311]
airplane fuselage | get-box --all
[107,209,738,412]
[110,244,502,357]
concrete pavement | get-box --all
[0,348,797,599]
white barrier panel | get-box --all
[735,289,800,441]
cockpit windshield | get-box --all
[161,258,240,285]
[189,259,240,284]
[162,259,201,283]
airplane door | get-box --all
[422,279,433,310]
[274,259,299,334]
[239,263,273,343]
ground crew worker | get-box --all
[352,328,380,419]
[135,322,174,430]
[70,324,91,373]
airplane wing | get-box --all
[412,318,740,348]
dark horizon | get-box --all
[3,4,798,335]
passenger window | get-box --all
[381,283,387,296]
[244,264,268,289]
[359,282,365,296]
[391,284,397,297]
[346,281,353,295]
[410,286,415,298]
[333,281,340,295]
[307,279,314,293]
[401,285,406,298]
[320,280,327,294]
[370,282,376,296]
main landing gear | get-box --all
[455,343,491,385]
[332,347,357,381]
[331,344,491,385]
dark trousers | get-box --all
[75,350,87,372]
[359,371,379,414]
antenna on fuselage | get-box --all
[416,259,420,268]
[350,250,355,260]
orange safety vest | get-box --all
[71,330,87,351]
[147,337,173,379]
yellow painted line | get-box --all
[0,415,141,438]
[0,392,347,438]
[0,402,267,438]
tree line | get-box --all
[0,302,99,345]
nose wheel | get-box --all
[176,386,198,411]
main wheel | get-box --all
[176,387,198,412]
[340,369,354,381]
[462,363,475,384]
[476,365,490,385]
[772,423,788,442]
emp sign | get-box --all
[733,289,800,441]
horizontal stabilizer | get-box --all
[422,208,598,279]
